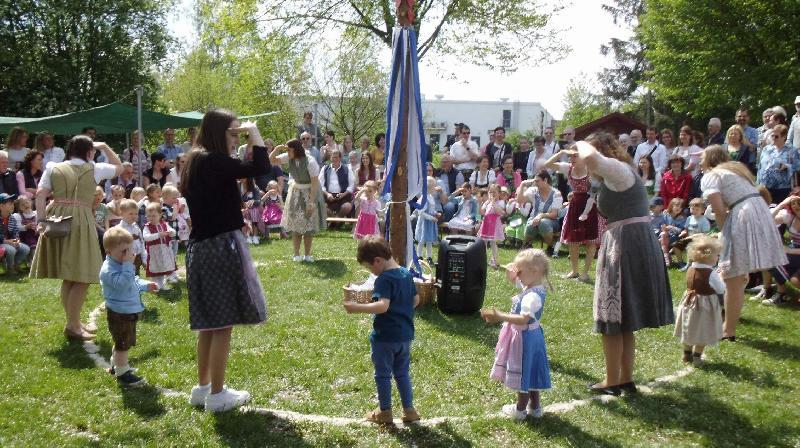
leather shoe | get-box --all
[587,382,621,396]
[64,328,95,341]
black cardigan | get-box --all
[184,146,271,241]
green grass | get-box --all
[1,231,799,447]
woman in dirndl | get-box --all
[31,137,123,341]
[574,133,674,396]
[544,147,599,282]
[700,145,787,341]
[180,109,270,412]
[270,139,326,262]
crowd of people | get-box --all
[0,97,797,420]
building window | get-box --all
[502,110,511,128]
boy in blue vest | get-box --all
[344,235,420,424]
[100,227,158,386]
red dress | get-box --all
[660,170,692,207]
[560,166,599,245]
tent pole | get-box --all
[135,85,144,186]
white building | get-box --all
[421,97,556,149]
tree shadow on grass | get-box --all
[307,259,348,279]
[157,284,183,303]
[212,411,323,447]
[415,306,497,347]
[141,307,161,324]
[548,359,596,383]
[386,421,473,447]
[738,316,783,331]
[527,414,623,448]
[47,341,96,370]
[740,338,800,363]
[604,384,799,447]
[699,361,783,389]
[120,383,166,419]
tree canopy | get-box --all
[257,0,567,74]
[559,75,612,131]
[641,0,800,117]
[0,0,172,117]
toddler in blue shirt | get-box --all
[343,235,420,424]
[99,227,158,386]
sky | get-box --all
[167,1,630,119]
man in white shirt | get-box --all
[318,149,355,218]
[37,132,65,166]
[789,95,800,148]
[449,124,480,175]
[634,127,668,173]
[543,127,560,155]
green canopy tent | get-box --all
[0,102,201,135]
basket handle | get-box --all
[418,260,435,281]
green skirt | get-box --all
[30,205,102,284]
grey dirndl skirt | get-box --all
[186,230,267,330]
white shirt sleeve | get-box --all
[594,156,636,192]
[318,166,328,192]
[488,169,496,185]
[347,167,355,193]
[777,209,793,226]
[276,153,289,164]
[708,270,726,294]
[306,156,320,177]
[520,291,543,316]
[700,171,721,198]
[548,190,563,212]
[93,162,118,183]
[554,162,570,176]
[38,163,55,190]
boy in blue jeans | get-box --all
[100,227,158,386]
[344,235,420,424]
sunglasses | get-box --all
[461,132,471,135]
[302,137,311,141]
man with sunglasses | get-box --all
[449,124,480,179]
[300,131,322,165]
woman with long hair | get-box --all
[270,138,326,262]
[574,132,673,396]
[357,151,377,187]
[16,150,43,199]
[724,125,757,175]
[637,155,661,198]
[180,109,271,412]
[701,145,787,341]
[31,136,123,340]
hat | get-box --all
[0,193,17,203]
[795,96,800,105]
[650,196,664,207]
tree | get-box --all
[307,30,388,141]
[559,75,612,131]
[161,0,307,142]
[0,0,172,117]
[256,0,567,74]
[598,1,647,104]
[640,0,800,117]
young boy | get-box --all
[649,196,668,236]
[100,227,158,386]
[343,235,420,424]
[1,193,30,275]
[115,199,145,275]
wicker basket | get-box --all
[343,270,375,303]
[414,260,437,306]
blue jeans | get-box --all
[2,242,30,270]
[443,199,458,221]
[371,340,413,411]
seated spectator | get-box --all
[108,162,138,199]
[348,151,360,180]
[0,151,20,196]
[357,152,378,188]
[449,125,479,179]
[724,124,757,175]
[435,155,464,221]
[513,137,532,180]
[761,195,800,305]
[706,118,724,146]
[143,152,169,189]
[16,150,43,200]
[637,155,661,198]
[496,156,521,195]
[319,149,355,218]
[447,183,479,235]
[166,153,186,187]
[526,136,553,179]
[4,126,29,171]
[516,170,562,256]
[320,130,342,164]
[660,154,692,207]
[469,155,496,189]
[757,124,797,204]
[34,131,65,166]
[1,193,30,275]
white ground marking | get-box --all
[83,304,695,426]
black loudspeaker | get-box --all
[436,235,487,314]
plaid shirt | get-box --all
[1,214,21,241]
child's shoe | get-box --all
[364,407,393,424]
[304,255,314,263]
[682,350,692,363]
[116,370,145,387]
[401,407,421,423]
[526,403,544,418]
[692,352,704,367]
[204,387,251,413]
[292,255,303,262]
[189,383,212,407]
[501,404,527,421]
[762,292,788,306]
[252,235,260,245]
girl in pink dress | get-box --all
[478,184,506,267]
[354,180,380,239]
[260,180,286,238]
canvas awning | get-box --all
[0,102,201,135]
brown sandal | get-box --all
[64,328,95,341]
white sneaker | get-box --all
[501,404,527,421]
[292,255,303,262]
[526,403,543,418]
[304,255,314,263]
[205,387,251,412]
[252,236,260,245]
[189,384,211,406]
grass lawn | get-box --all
[1,230,799,447]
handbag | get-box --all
[42,165,88,238]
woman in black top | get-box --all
[17,150,43,200]
[142,152,169,189]
[180,109,271,412]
